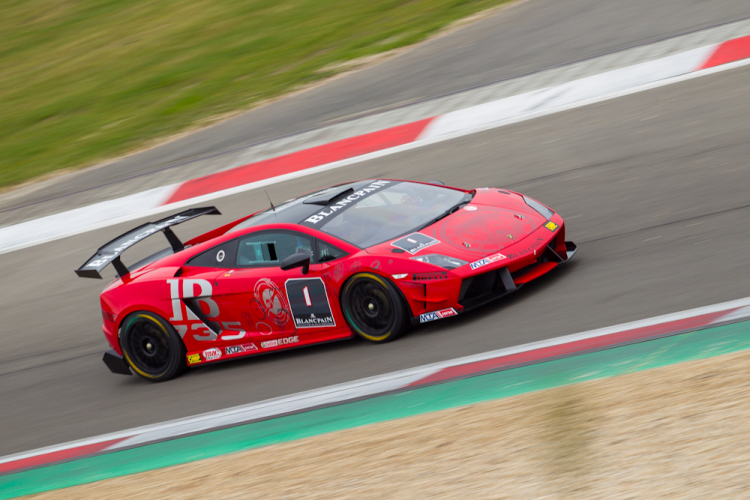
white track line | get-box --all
[419,46,716,140]
[4,45,750,254]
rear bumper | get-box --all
[411,241,577,325]
[103,349,132,375]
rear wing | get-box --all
[75,207,221,279]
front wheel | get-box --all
[341,273,411,342]
[120,312,187,382]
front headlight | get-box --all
[523,195,554,219]
[410,254,467,270]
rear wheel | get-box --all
[120,312,186,382]
[342,273,411,342]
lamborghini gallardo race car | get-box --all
[77,180,576,382]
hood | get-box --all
[367,200,546,260]
[426,204,544,257]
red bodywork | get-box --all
[98,183,575,367]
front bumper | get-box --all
[411,240,577,325]
[103,349,132,375]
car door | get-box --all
[212,230,340,347]
[174,239,241,350]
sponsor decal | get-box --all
[463,205,477,211]
[261,336,299,349]
[437,308,457,318]
[285,278,336,327]
[225,343,259,355]
[216,250,225,262]
[544,221,559,231]
[391,233,441,255]
[505,236,546,259]
[412,271,448,282]
[419,308,459,323]
[304,180,392,225]
[187,353,201,365]
[420,312,439,322]
[254,278,292,329]
[392,274,408,279]
[469,252,507,271]
[202,348,222,361]
[241,278,294,336]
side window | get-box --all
[317,240,347,263]
[187,240,238,269]
[237,232,313,267]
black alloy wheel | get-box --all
[342,273,410,342]
[120,312,187,382]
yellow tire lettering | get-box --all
[122,313,169,379]
[346,273,393,341]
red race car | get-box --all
[77,180,576,382]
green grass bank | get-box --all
[1,0,513,190]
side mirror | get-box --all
[280,252,310,274]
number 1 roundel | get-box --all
[284,278,336,328]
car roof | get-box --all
[228,179,383,231]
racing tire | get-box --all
[120,312,187,382]
[341,273,411,343]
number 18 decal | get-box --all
[285,278,335,328]
[166,279,245,341]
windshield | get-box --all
[316,182,471,247]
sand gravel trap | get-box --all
[27,348,750,499]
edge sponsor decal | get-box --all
[303,180,392,226]
[469,252,507,271]
[261,336,299,349]
[419,308,458,323]
[202,348,222,361]
[544,221,559,231]
[391,233,441,255]
[187,353,201,365]
[285,278,336,328]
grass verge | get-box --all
[1,0,513,190]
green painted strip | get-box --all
[4,320,750,499]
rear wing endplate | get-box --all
[75,207,221,279]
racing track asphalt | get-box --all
[3,0,750,212]
[2,62,750,457]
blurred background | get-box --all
[2,0,750,497]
